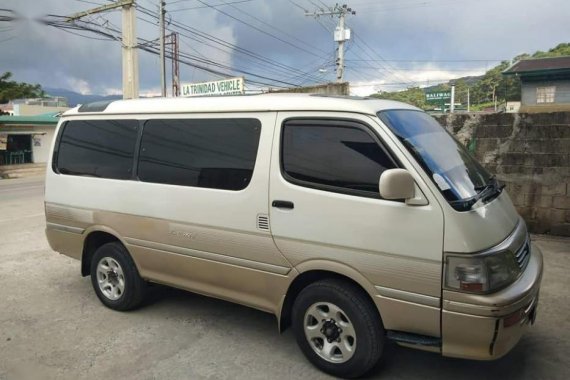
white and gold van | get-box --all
[45,94,542,378]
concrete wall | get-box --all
[434,112,570,236]
[32,126,56,164]
[269,82,349,95]
[13,104,69,116]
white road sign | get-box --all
[181,77,244,97]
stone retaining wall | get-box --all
[434,112,570,236]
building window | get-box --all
[281,120,397,198]
[56,120,139,179]
[138,118,261,190]
[536,86,556,104]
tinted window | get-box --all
[282,121,396,196]
[138,118,261,190]
[56,120,139,179]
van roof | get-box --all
[64,93,420,117]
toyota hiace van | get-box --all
[45,94,542,378]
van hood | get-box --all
[443,191,520,253]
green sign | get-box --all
[426,91,451,102]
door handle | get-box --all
[272,200,294,209]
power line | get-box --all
[345,59,507,62]
[169,0,254,12]
[347,65,487,72]
[138,5,326,82]
[288,0,309,12]
[348,31,416,86]
[41,14,304,89]
[222,0,330,55]
[192,0,326,59]
[166,21,326,83]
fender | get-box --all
[80,225,141,274]
[277,259,381,331]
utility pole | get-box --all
[306,4,355,83]
[66,0,139,99]
[159,0,167,97]
[467,87,470,112]
[172,33,180,96]
[167,32,180,97]
[122,2,139,99]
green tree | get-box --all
[0,72,45,104]
[370,87,428,108]
[532,43,570,58]
[366,42,570,109]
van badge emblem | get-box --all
[169,230,195,240]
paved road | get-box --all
[1,176,569,380]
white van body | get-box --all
[45,94,542,378]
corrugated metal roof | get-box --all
[0,112,61,126]
[503,56,570,75]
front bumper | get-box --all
[441,242,543,360]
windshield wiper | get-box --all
[449,176,505,211]
[474,175,496,192]
[476,175,505,202]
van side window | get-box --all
[281,120,396,197]
[138,118,261,190]
[56,120,139,179]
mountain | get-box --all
[44,87,122,107]
[370,42,570,110]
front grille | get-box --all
[515,238,531,271]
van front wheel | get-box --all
[90,242,146,311]
[292,279,384,378]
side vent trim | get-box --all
[257,214,270,231]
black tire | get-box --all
[292,279,384,378]
[90,242,146,311]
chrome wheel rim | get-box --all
[304,302,356,363]
[96,257,125,301]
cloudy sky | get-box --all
[1,0,569,96]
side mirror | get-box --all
[379,169,415,200]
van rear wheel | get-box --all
[292,279,384,378]
[90,242,146,311]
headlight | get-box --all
[445,250,521,293]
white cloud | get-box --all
[103,87,122,96]
[2,0,570,95]
[66,78,91,95]
[350,66,487,96]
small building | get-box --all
[505,101,521,113]
[0,112,60,166]
[9,97,69,117]
[503,56,570,112]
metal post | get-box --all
[171,33,180,97]
[450,85,455,113]
[159,0,167,97]
[122,2,139,99]
[467,87,470,112]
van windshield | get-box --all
[378,110,498,211]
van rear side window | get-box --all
[56,120,139,179]
[138,118,261,190]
